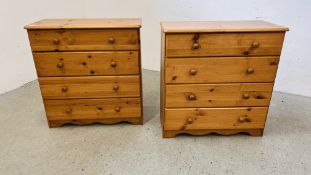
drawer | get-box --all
[166,32,285,57]
[39,75,140,99]
[27,29,139,51]
[165,56,279,83]
[164,107,268,131]
[33,51,139,76]
[44,98,141,120]
[165,83,273,108]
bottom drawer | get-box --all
[44,98,141,120]
[164,107,268,131]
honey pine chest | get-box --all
[160,20,288,138]
[25,19,143,127]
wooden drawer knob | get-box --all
[52,39,60,45]
[108,37,115,44]
[239,117,251,123]
[65,108,72,114]
[61,86,68,92]
[115,107,121,112]
[188,94,197,100]
[187,118,193,124]
[57,62,64,68]
[192,42,200,49]
[189,69,197,75]
[251,42,260,48]
[246,68,254,74]
[111,61,117,68]
[113,85,119,91]
[242,93,250,99]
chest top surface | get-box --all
[24,18,142,29]
[161,20,288,33]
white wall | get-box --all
[1,0,311,97]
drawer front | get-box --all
[27,29,139,51]
[44,98,141,120]
[166,32,285,57]
[33,51,139,76]
[39,75,140,99]
[164,107,268,131]
[165,83,273,108]
[165,56,279,84]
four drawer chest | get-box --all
[161,20,288,138]
[25,19,143,127]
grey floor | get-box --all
[0,69,311,175]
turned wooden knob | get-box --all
[111,61,117,68]
[113,85,119,91]
[239,117,246,123]
[251,42,260,48]
[187,118,193,124]
[246,68,254,74]
[188,94,196,100]
[115,107,121,112]
[52,39,60,45]
[108,37,115,44]
[242,93,250,99]
[192,42,200,49]
[57,62,64,68]
[65,108,72,114]
[189,69,197,75]
[61,86,68,92]
[239,117,251,123]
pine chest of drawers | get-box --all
[160,20,288,138]
[25,19,143,127]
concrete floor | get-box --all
[0,69,311,175]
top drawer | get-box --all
[27,29,140,51]
[165,32,285,57]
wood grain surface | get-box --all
[33,51,139,76]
